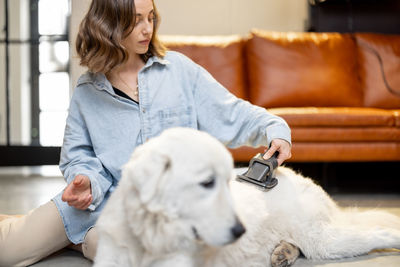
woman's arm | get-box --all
[59,90,113,211]
[192,62,291,154]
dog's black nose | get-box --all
[231,221,246,239]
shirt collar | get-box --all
[77,72,113,94]
[143,55,170,69]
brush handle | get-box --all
[261,151,279,166]
[270,151,279,169]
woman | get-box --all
[0,0,292,265]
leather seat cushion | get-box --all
[291,127,400,142]
[230,142,400,162]
[270,107,398,127]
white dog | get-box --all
[94,127,400,267]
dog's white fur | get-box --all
[94,128,400,267]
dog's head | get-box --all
[121,128,245,251]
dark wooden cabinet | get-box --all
[307,0,400,34]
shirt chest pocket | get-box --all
[158,105,193,129]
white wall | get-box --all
[70,0,308,90]
[70,0,91,95]
[156,0,308,35]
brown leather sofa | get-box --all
[161,30,400,163]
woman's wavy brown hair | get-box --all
[76,0,166,74]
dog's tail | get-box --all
[339,207,400,230]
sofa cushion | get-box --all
[270,107,397,127]
[291,127,400,142]
[246,30,362,108]
[288,142,400,162]
[230,142,400,162]
[356,33,400,108]
[395,110,400,127]
[160,35,247,99]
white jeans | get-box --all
[0,201,97,266]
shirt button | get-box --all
[142,108,146,113]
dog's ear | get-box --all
[123,146,171,204]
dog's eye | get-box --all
[200,176,215,189]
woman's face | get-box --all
[122,0,155,56]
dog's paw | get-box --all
[271,241,300,267]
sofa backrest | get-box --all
[160,32,400,110]
[246,30,363,108]
[355,33,400,109]
[160,35,248,100]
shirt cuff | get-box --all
[266,123,292,147]
[73,171,104,211]
[87,174,104,211]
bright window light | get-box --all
[38,0,70,35]
[39,111,68,146]
[39,41,69,73]
[39,72,70,111]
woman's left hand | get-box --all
[62,175,92,210]
[263,139,292,166]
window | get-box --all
[0,0,70,165]
[37,0,70,146]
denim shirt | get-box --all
[53,51,291,244]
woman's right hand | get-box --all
[61,175,92,210]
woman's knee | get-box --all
[82,227,98,261]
